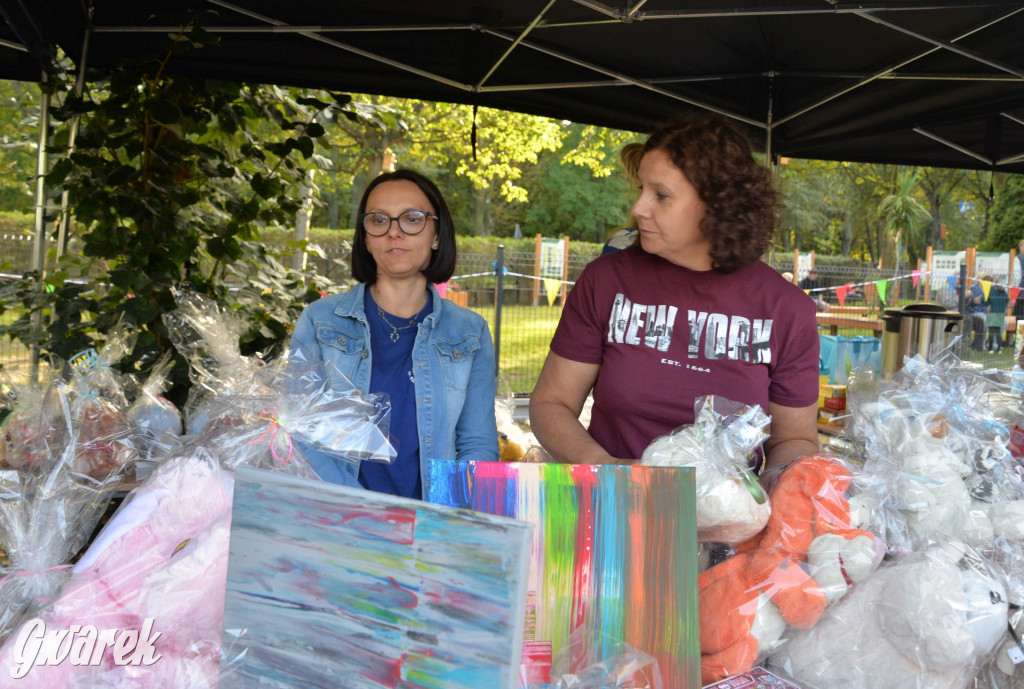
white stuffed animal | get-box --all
[641,396,771,544]
[857,405,994,548]
[770,541,1010,689]
[895,412,994,546]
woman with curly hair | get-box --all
[530,114,819,471]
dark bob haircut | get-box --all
[351,169,457,285]
[643,114,779,273]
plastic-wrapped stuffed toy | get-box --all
[698,453,886,684]
[0,451,233,688]
[0,358,395,686]
[858,405,994,549]
[162,289,262,436]
[642,396,772,544]
[770,541,1010,689]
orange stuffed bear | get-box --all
[698,453,885,684]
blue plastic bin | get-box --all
[819,334,882,384]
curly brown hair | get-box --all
[643,114,778,273]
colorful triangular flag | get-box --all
[981,279,992,301]
[544,278,561,306]
[911,270,921,288]
[836,284,850,307]
[875,279,888,304]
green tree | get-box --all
[0,24,338,406]
[987,173,1024,251]
[879,169,931,272]
[777,159,849,255]
[0,80,42,211]
[519,123,641,242]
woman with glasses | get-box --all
[530,114,819,473]
[288,169,498,498]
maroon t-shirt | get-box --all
[550,246,820,460]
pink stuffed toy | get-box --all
[0,451,233,687]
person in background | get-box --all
[530,114,820,473]
[967,278,989,351]
[600,142,644,255]
[984,276,1009,353]
[798,268,830,312]
[288,169,498,498]
[1015,239,1024,319]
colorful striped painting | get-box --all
[220,466,534,689]
[427,461,699,688]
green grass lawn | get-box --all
[472,304,563,395]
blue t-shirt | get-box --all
[358,289,431,499]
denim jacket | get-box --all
[288,282,498,496]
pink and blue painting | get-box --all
[428,461,700,689]
[219,465,534,689]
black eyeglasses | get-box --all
[360,210,437,236]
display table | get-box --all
[815,312,885,337]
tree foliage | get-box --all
[0,23,343,406]
[986,173,1024,251]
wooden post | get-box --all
[532,233,542,308]
[925,246,933,302]
[560,236,570,305]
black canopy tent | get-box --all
[2,0,1024,172]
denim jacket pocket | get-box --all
[314,323,366,381]
[432,335,481,392]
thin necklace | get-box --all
[375,303,417,342]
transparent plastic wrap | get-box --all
[0,448,233,688]
[0,381,134,645]
[546,628,663,689]
[698,454,886,685]
[199,355,395,472]
[0,358,393,685]
[770,541,1011,689]
[162,289,263,436]
[0,369,65,470]
[125,351,183,473]
[641,396,772,544]
[846,350,1024,558]
[495,392,531,462]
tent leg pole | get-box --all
[29,81,51,384]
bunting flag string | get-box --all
[446,266,1020,308]
[797,268,1021,305]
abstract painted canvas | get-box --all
[220,465,534,689]
[428,461,700,689]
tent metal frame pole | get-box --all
[478,26,761,127]
[913,126,993,165]
[854,7,1024,79]
[57,11,94,259]
[29,82,51,383]
[207,0,470,91]
[774,7,1022,127]
[474,0,557,90]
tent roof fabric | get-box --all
[2,0,1024,171]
